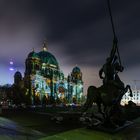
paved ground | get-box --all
[0,117,45,140]
[40,121,140,140]
[0,109,83,140]
[0,107,140,140]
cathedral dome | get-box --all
[28,50,39,58]
[14,71,22,85]
[38,49,59,68]
[72,66,81,73]
[14,71,22,79]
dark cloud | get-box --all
[0,0,140,90]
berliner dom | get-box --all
[12,41,84,105]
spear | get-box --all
[107,0,122,66]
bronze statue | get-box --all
[99,39,122,85]
[81,0,133,130]
[83,39,133,129]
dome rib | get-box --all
[38,51,59,68]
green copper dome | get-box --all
[28,51,39,58]
[38,50,59,68]
[14,71,22,78]
[72,66,81,73]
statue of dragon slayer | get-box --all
[82,38,133,128]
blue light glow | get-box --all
[9,68,14,71]
[10,61,14,65]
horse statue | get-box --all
[80,19,133,128]
[83,83,132,128]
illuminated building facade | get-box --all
[121,89,140,106]
[15,42,83,105]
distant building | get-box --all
[0,84,12,106]
[13,41,83,105]
[121,89,140,106]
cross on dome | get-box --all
[43,40,48,51]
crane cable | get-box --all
[107,0,122,67]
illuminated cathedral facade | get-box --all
[14,42,83,105]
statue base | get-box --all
[87,121,133,133]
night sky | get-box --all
[0,0,140,93]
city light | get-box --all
[9,68,14,71]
